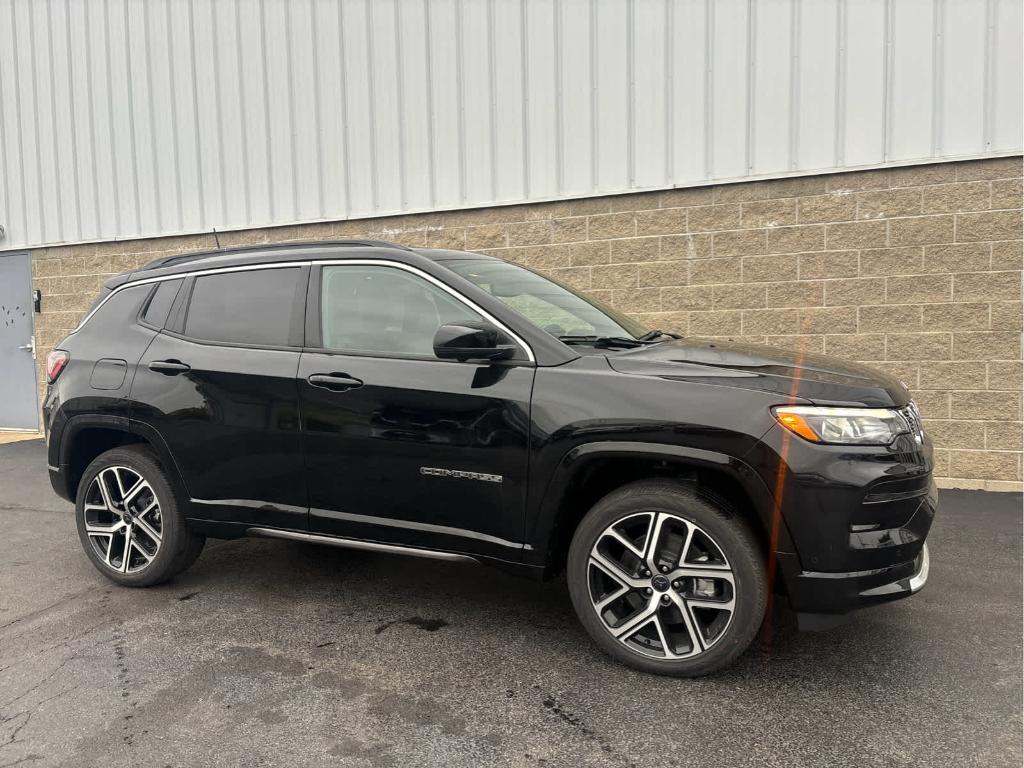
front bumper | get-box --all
[748,422,937,616]
[780,540,930,620]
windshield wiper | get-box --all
[558,335,648,349]
[638,329,682,341]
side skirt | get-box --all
[245,527,481,565]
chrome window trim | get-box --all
[69,262,310,334]
[69,258,536,363]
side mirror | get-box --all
[433,322,516,362]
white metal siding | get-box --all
[0,0,1020,250]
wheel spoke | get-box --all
[649,612,680,659]
[120,529,133,572]
[130,539,155,564]
[666,591,705,655]
[589,552,645,590]
[99,533,116,568]
[682,559,731,571]
[644,512,670,571]
[604,528,646,559]
[612,598,659,638]
[133,515,162,546]
[594,583,631,611]
[112,467,129,500]
[680,526,731,569]
[96,471,118,512]
[86,521,124,536]
[687,596,736,612]
[669,566,736,586]
[641,513,662,559]
[122,478,150,507]
[677,522,695,568]
[135,498,158,521]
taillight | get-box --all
[46,350,69,383]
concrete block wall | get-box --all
[29,157,1023,490]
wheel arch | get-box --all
[58,415,187,503]
[531,442,791,578]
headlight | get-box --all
[772,406,911,445]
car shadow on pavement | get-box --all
[178,534,930,689]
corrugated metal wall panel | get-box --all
[0,0,1020,250]
[993,0,1024,152]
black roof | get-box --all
[138,239,414,272]
[121,240,500,284]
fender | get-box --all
[50,413,134,500]
[51,414,192,504]
[526,440,798,570]
[52,415,132,487]
[56,413,130,463]
[128,419,194,500]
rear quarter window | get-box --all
[80,285,151,335]
[140,279,183,329]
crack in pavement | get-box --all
[0,588,94,633]
[0,503,69,517]
[0,620,111,669]
[0,656,80,711]
[0,684,77,754]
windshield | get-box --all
[445,259,648,341]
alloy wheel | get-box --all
[588,511,736,660]
[83,466,163,574]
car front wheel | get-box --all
[567,479,767,677]
[75,445,205,587]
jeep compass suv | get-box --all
[44,241,934,677]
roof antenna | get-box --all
[212,227,222,250]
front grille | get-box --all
[901,401,925,440]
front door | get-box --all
[299,263,535,562]
[0,252,39,431]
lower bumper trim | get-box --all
[861,543,930,598]
[780,541,930,614]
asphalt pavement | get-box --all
[1,438,1020,768]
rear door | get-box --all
[131,265,309,530]
[298,261,535,561]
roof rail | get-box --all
[138,239,413,272]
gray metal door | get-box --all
[0,252,40,430]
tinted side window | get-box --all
[184,268,301,346]
[321,265,483,356]
[140,279,182,328]
[85,285,151,334]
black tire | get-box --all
[567,479,767,677]
[75,445,205,587]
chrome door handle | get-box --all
[307,373,363,392]
[17,337,35,358]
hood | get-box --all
[606,338,911,408]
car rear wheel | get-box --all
[75,445,205,587]
[567,479,767,677]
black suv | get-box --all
[43,241,934,676]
